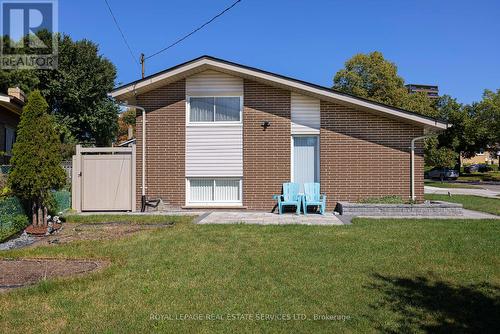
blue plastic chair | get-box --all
[302,183,327,215]
[273,182,301,215]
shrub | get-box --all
[12,214,29,230]
[0,197,28,234]
[358,196,406,204]
[0,196,25,216]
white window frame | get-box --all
[290,135,320,186]
[186,177,243,207]
[186,96,243,126]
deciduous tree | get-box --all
[0,33,119,146]
[333,51,409,108]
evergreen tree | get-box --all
[9,91,66,226]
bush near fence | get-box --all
[0,162,72,242]
[0,196,29,242]
[53,190,71,213]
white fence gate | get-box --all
[72,145,136,212]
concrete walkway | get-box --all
[357,209,499,220]
[425,186,500,198]
[196,212,345,225]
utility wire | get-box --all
[145,0,242,60]
[103,0,140,67]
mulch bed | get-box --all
[0,258,108,291]
[25,223,62,236]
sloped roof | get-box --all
[0,93,22,115]
[111,55,448,130]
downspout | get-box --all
[410,135,433,202]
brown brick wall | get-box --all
[243,80,291,211]
[135,80,185,209]
[320,101,425,210]
[135,77,426,212]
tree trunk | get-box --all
[37,202,42,226]
[32,201,37,226]
[43,206,48,226]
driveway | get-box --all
[425,185,500,198]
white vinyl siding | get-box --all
[186,124,243,177]
[188,178,241,204]
[291,93,320,134]
[185,70,244,206]
[186,70,243,96]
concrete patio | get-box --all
[195,211,345,225]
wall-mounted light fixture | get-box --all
[261,120,271,131]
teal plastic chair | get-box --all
[302,183,327,215]
[273,182,301,215]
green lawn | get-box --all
[1,218,499,333]
[425,194,500,216]
[424,181,481,189]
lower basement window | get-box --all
[188,178,242,205]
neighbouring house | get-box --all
[461,149,499,166]
[0,87,25,164]
[109,56,447,212]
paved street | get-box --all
[425,185,500,198]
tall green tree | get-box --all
[333,51,409,108]
[0,33,119,146]
[473,89,500,164]
[9,91,66,226]
[424,137,458,168]
[333,51,497,168]
[333,51,439,118]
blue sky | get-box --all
[60,0,500,104]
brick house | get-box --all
[0,88,24,164]
[110,56,447,211]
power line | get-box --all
[145,0,242,60]
[103,0,139,67]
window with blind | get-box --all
[189,97,241,122]
[188,178,241,204]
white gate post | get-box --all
[131,144,136,212]
[73,145,82,212]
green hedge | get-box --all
[0,191,71,242]
[0,196,28,242]
[53,190,71,213]
[0,196,25,216]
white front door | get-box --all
[293,136,319,192]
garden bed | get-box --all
[0,258,108,291]
[336,201,463,216]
